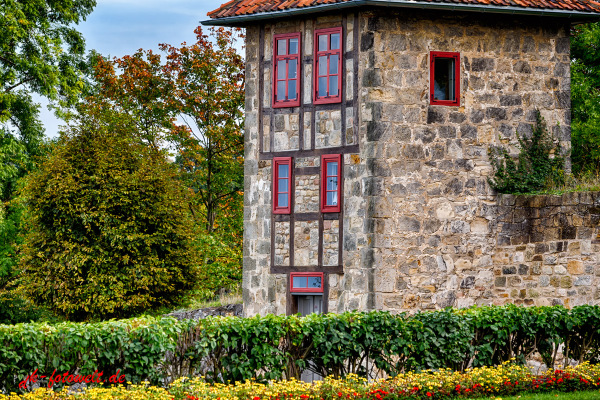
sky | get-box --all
[40,0,230,137]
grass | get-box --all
[171,286,242,312]
[526,172,600,196]
[482,390,600,400]
[185,290,242,309]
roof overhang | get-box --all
[202,0,600,27]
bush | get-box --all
[3,305,600,393]
[0,316,186,392]
[488,110,565,193]
[18,106,200,321]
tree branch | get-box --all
[5,77,36,93]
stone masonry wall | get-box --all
[242,8,588,317]
[346,9,574,312]
[493,192,600,307]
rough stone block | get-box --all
[574,276,592,286]
[567,260,584,275]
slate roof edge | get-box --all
[202,0,600,26]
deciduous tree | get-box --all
[90,27,245,298]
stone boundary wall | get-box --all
[493,191,600,307]
[165,304,243,321]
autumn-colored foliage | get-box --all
[88,27,245,298]
[160,27,245,235]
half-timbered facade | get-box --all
[205,0,600,316]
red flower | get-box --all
[338,393,342,397]
[254,397,261,400]
[426,392,433,397]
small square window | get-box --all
[273,157,292,214]
[314,27,343,105]
[290,272,324,293]
[273,33,301,108]
[430,51,460,106]
[321,154,342,213]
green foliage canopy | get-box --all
[19,101,200,321]
[571,22,600,175]
[0,0,96,323]
[0,0,95,141]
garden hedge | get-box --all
[1,305,600,393]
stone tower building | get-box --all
[204,0,600,317]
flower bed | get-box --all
[2,362,600,400]
[170,362,600,400]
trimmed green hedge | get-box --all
[1,305,600,392]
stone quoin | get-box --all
[203,0,600,316]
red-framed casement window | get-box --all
[430,51,460,106]
[314,27,343,104]
[273,33,301,108]
[321,154,342,213]
[273,157,293,214]
[290,272,324,293]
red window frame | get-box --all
[430,51,460,106]
[273,157,292,214]
[321,154,342,213]
[314,27,343,105]
[273,33,301,108]
[290,272,324,293]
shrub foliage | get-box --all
[18,105,199,321]
[488,110,565,193]
[2,305,600,392]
